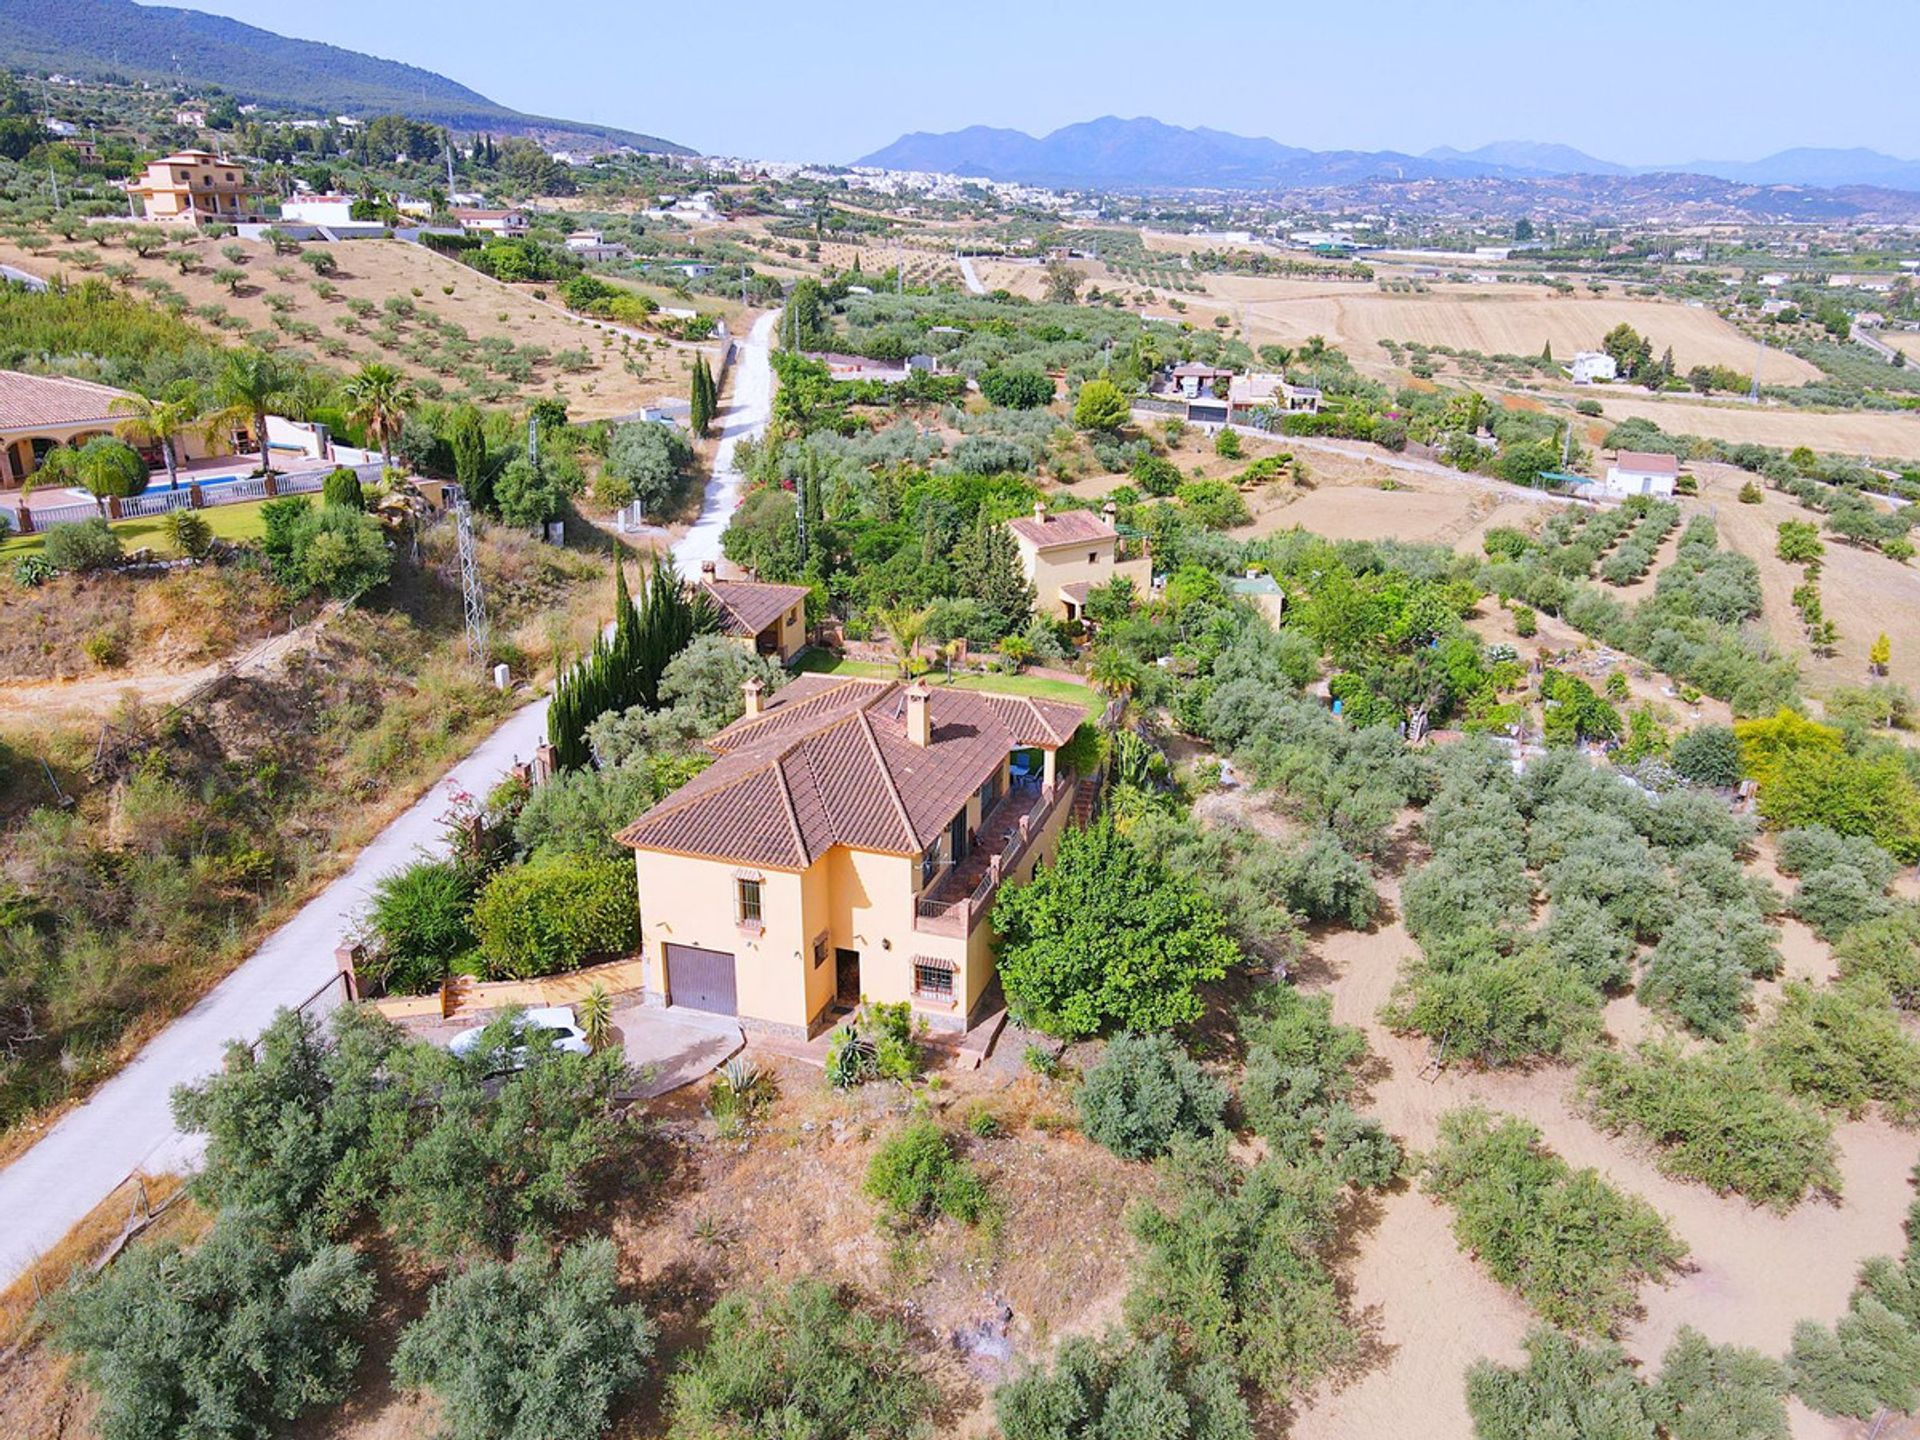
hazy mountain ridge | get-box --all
[0,0,691,154]
[860,115,1920,194]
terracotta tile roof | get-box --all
[616,677,1085,867]
[702,578,809,638]
[1059,580,1092,605]
[0,371,128,433]
[1612,450,1680,475]
[1007,508,1116,549]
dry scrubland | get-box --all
[1693,460,1920,696]
[0,236,711,420]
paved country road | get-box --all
[0,309,782,1287]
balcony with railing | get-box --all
[913,775,1076,936]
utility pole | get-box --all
[41,81,59,210]
[450,486,490,667]
[528,414,540,466]
[1749,329,1765,403]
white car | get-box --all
[449,1005,591,1065]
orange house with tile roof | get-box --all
[616,674,1087,1037]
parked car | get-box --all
[449,1005,590,1065]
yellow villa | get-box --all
[126,149,261,224]
[616,674,1087,1037]
[1007,501,1152,623]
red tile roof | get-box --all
[702,578,809,638]
[1007,508,1116,549]
[1612,450,1681,475]
[0,371,128,433]
[616,675,1085,867]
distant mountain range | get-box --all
[0,0,690,154]
[858,116,1920,194]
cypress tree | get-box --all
[695,359,718,437]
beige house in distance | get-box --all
[126,150,260,223]
[697,564,810,664]
[617,674,1086,1037]
[1008,502,1153,623]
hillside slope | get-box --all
[0,0,691,153]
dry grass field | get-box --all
[1225,280,1821,385]
[1571,389,1920,459]
[1881,330,1920,362]
[0,236,716,420]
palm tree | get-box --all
[877,604,929,678]
[1088,646,1143,732]
[342,361,415,470]
[110,387,200,492]
[208,350,290,476]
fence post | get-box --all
[16,502,31,535]
[188,483,205,510]
[534,741,556,783]
[262,473,278,498]
[106,496,122,520]
[333,943,363,1003]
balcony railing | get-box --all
[913,775,1076,936]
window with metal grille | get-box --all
[913,962,954,999]
[736,878,762,928]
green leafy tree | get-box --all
[604,420,694,517]
[448,403,489,510]
[392,1238,654,1440]
[1073,378,1130,434]
[980,367,1055,409]
[951,511,1036,637]
[49,1207,373,1440]
[996,1332,1250,1440]
[1423,1106,1687,1333]
[1126,1138,1353,1399]
[1076,1032,1227,1159]
[994,816,1240,1038]
[668,1280,936,1440]
[494,454,570,527]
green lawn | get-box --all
[1,497,273,558]
[793,649,1089,711]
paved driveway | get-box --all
[0,310,782,1287]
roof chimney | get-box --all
[700,560,717,580]
[742,677,764,718]
[1032,501,1046,526]
[905,681,932,747]
[1102,501,1118,523]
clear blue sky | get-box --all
[181,0,1917,164]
